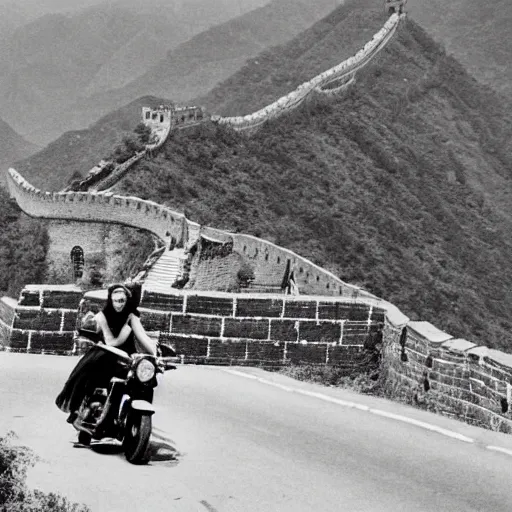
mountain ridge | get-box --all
[40,0,347,142]
[0,0,271,145]
[106,13,512,350]
[0,118,39,186]
[407,0,512,97]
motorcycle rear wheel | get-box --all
[123,414,152,465]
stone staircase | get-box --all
[143,248,186,293]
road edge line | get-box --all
[369,408,474,443]
[221,368,475,444]
[486,445,512,457]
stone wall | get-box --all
[44,221,152,286]
[6,169,187,249]
[46,221,106,283]
[0,285,83,354]
[216,13,402,133]
[1,285,387,373]
[382,321,512,433]
[79,288,387,368]
[5,280,512,436]
[182,228,376,298]
[187,243,244,292]
[7,170,376,299]
[230,234,376,298]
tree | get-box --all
[133,123,153,145]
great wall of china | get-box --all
[214,12,403,132]
[4,0,512,434]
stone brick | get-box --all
[10,329,29,350]
[186,295,233,316]
[270,320,298,342]
[159,333,208,358]
[171,315,222,337]
[224,318,268,340]
[318,302,370,321]
[13,308,40,331]
[139,310,171,331]
[286,343,328,364]
[438,352,467,365]
[37,309,63,331]
[346,305,371,322]
[247,341,285,363]
[469,367,498,390]
[283,300,317,319]
[43,290,83,309]
[370,308,386,323]
[189,253,240,292]
[328,345,366,365]
[209,339,247,362]
[235,298,283,318]
[317,302,351,320]
[18,289,41,306]
[405,349,426,365]
[141,292,184,312]
[298,322,341,343]
[30,332,74,353]
[62,311,78,332]
[341,322,370,345]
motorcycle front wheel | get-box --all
[123,413,152,465]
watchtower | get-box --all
[385,0,406,14]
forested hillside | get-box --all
[112,17,512,350]
[197,0,388,115]
[14,96,167,191]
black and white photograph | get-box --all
[1,0,512,510]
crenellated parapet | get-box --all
[216,13,403,133]
[230,233,375,299]
[6,166,377,298]
[6,168,192,248]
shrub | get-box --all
[0,432,90,512]
[133,123,153,145]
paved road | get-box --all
[1,353,512,512]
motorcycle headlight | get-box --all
[135,359,156,383]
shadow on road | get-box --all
[81,432,180,465]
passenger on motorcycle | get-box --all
[55,283,156,425]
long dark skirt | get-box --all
[55,345,126,414]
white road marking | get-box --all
[486,445,512,457]
[221,369,475,444]
[369,409,474,443]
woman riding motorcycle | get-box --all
[55,283,156,425]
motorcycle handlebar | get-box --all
[76,332,180,368]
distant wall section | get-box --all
[215,13,403,133]
[7,169,188,249]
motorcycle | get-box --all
[72,328,178,465]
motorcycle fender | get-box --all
[130,400,155,415]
